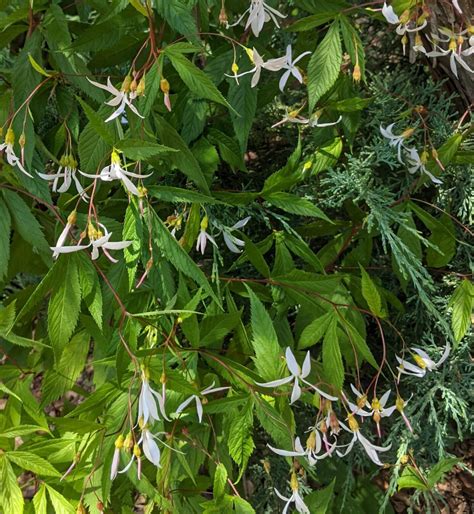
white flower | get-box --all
[227,48,287,88]
[51,211,78,259]
[308,112,342,129]
[110,435,124,480]
[0,128,32,177]
[381,2,400,25]
[337,414,391,466]
[229,0,286,37]
[268,431,334,466]
[396,343,450,378]
[138,371,169,425]
[87,76,144,123]
[221,216,251,253]
[405,147,442,184]
[380,123,413,163]
[271,107,310,128]
[395,395,413,433]
[427,42,474,78]
[175,382,230,423]
[346,386,396,437]
[278,45,311,92]
[452,0,462,14]
[196,216,217,255]
[274,473,310,514]
[255,347,338,404]
[81,150,151,196]
[381,3,427,36]
[51,222,132,263]
[38,155,88,200]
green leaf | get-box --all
[154,114,210,194]
[129,0,148,16]
[78,120,111,173]
[116,138,177,160]
[155,0,198,39]
[397,466,428,491]
[299,311,336,349]
[207,128,246,172]
[213,463,227,499]
[45,485,75,514]
[305,478,336,514]
[138,60,161,117]
[307,21,342,112]
[2,190,51,266]
[0,425,50,438]
[311,137,343,175]
[7,451,61,477]
[47,255,81,356]
[427,457,460,488]
[0,456,24,514]
[233,496,256,514]
[247,287,282,381]
[151,211,219,304]
[229,75,257,152]
[77,253,103,328]
[322,318,344,390]
[289,12,338,31]
[28,53,52,77]
[359,265,386,318]
[166,47,231,110]
[41,331,90,406]
[227,399,254,480]
[33,484,48,514]
[265,192,331,222]
[77,96,116,146]
[449,280,473,344]
[148,186,221,205]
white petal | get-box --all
[290,379,301,404]
[255,376,294,387]
[285,347,300,377]
[300,352,311,378]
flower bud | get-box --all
[160,372,166,384]
[373,411,381,424]
[200,215,209,231]
[111,150,121,165]
[67,210,77,225]
[420,150,429,164]
[395,396,405,412]
[5,127,15,145]
[290,472,299,492]
[96,502,104,513]
[160,78,170,94]
[352,64,361,82]
[400,454,409,464]
[124,432,134,451]
[448,38,456,52]
[347,413,359,432]
[401,127,414,139]
[262,459,271,474]
[399,10,410,24]
[306,430,316,450]
[231,62,239,74]
[245,47,255,63]
[130,77,138,93]
[122,75,132,93]
[431,148,438,159]
[133,444,142,457]
[19,132,26,148]
[219,7,228,25]
[76,503,87,514]
[115,434,125,449]
[137,76,146,96]
[357,394,368,409]
[456,35,464,46]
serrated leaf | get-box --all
[322,318,344,390]
[0,425,50,438]
[33,484,47,514]
[305,478,335,514]
[227,400,254,480]
[427,457,460,488]
[229,75,257,152]
[299,311,335,349]
[154,114,210,194]
[48,255,81,356]
[129,0,148,16]
[77,96,116,146]
[155,0,198,39]
[41,330,90,406]
[77,253,103,328]
[360,265,385,318]
[116,138,177,160]
[449,280,473,343]
[0,456,24,514]
[0,199,11,279]
[78,121,111,173]
[397,466,428,491]
[247,287,282,381]
[307,21,342,112]
[46,485,75,514]
[265,192,331,222]
[138,60,161,116]
[2,189,51,266]
[213,463,227,499]
[7,451,61,477]
[166,47,231,110]
[151,211,219,304]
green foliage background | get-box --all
[0,1,472,513]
